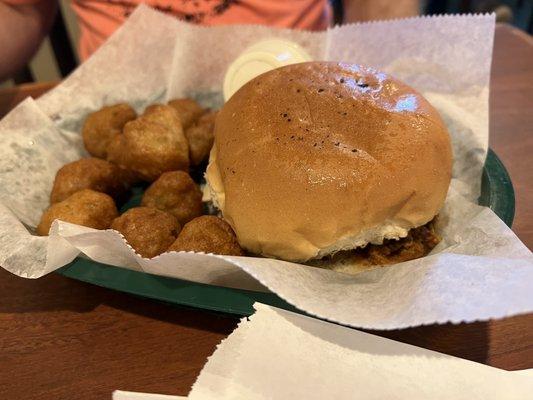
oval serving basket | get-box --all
[57,149,515,316]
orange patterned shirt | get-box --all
[4,0,331,60]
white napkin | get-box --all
[188,303,533,399]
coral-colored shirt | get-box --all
[4,0,332,61]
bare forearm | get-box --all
[342,0,420,23]
[0,1,57,81]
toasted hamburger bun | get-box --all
[206,62,452,262]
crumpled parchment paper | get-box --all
[1,5,531,329]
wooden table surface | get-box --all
[1,24,532,399]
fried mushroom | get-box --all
[167,215,244,256]
[167,98,205,129]
[111,207,180,258]
[107,104,189,181]
[185,110,217,166]
[141,171,202,225]
[82,103,136,158]
[50,158,128,204]
[37,189,118,235]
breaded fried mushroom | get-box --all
[168,98,205,129]
[50,158,129,203]
[107,104,189,181]
[82,103,136,158]
[167,215,244,256]
[141,171,202,225]
[111,207,180,258]
[185,110,217,166]
[37,189,118,235]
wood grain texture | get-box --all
[490,25,533,249]
[0,268,236,398]
[0,24,531,399]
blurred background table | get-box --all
[0,24,532,400]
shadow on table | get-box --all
[0,268,237,335]
[365,322,490,365]
[269,303,490,364]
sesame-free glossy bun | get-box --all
[206,62,452,262]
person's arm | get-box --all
[0,0,57,81]
[342,0,420,23]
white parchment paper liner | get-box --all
[1,6,532,329]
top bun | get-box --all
[206,62,452,262]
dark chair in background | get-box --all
[426,0,533,30]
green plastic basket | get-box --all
[58,149,515,316]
